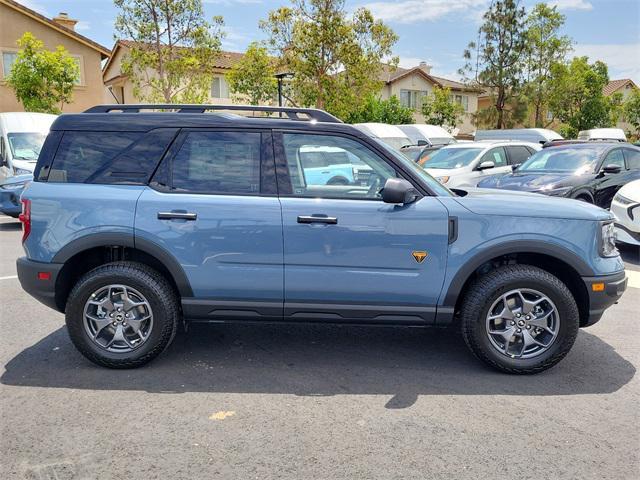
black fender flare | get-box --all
[52,232,193,297]
[441,240,594,307]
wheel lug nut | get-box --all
[527,325,531,329]
[516,313,521,317]
[517,328,522,333]
[510,321,515,326]
[525,315,530,320]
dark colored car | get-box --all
[477,143,640,208]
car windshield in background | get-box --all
[7,132,47,161]
[378,136,411,151]
[423,148,484,169]
[518,148,601,174]
[429,137,456,145]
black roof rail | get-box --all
[83,104,342,123]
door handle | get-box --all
[297,215,338,225]
[157,211,197,220]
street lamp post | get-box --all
[274,72,294,112]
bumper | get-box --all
[581,270,627,327]
[16,257,64,312]
[0,189,22,217]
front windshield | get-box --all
[429,137,456,146]
[423,147,484,169]
[7,132,47,161]
[518,148,601,174]
[372,138,453,196]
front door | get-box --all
[135,129,284,320]
[275,131,450,324]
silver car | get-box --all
[423,141,541,188]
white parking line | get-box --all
[0,275,17,280]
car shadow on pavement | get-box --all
[1,323,635,408]
[619,244,639,267]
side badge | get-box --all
[412,251,428,264]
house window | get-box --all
[2,51,18,78]
[71,55,82,85]
[451,94,469,112]
[400,89,428,110]
[211,76,229,99]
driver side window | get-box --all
[282,133,396,200]
[603,149,625,170]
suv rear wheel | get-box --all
[65,262,179,368]
[460,265,579,374]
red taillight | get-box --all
[18,198,31,243]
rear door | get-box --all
[506,145,535,168]
[593,148,628,208]
[275,131,449,324]
[134,129,284,320]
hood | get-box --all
[477,171,593,192]
[11,159,37,173]
[453,187,612,221]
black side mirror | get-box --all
[512,163,521,171]
[417,139,429,146]
[381,178,419,204]
[602,164,622,174]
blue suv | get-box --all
[16,105,627,373]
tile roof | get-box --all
[603,79,637,96]
[1,0,110,58]
[115,40,245,69]
[377,63,480,92]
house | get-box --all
[0,0,110,112]
[604,79,638,134]
[377,62,481,135]
[103,40,246,105]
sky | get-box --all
[19,0,640,83]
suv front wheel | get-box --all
[460,265,579,374]
[65,262,179,368]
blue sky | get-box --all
[20,0,640,82]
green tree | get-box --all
[260,0,398,120]
[6,32,79,114]
[420,87,464,128]
[345,95,414,124]
[226,42,278,105]
[523,3,572,127]
[623,88,640,139]
[548,57,612,137]
[114,0,224,103]
[461,0,527,128]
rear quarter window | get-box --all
[42,129,177,184]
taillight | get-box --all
[18,198,31,243]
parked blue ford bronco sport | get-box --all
[16,105,627,373]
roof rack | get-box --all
[84,104,342,123]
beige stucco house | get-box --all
[103,40,247,105]
[377,62,481,135]
[604,79,638,134]
[0,0,110,112]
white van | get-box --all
[0,112,57,182]
[353,123,412,151]
[474,128,562,145]
[397,124,456,146]
[577,128,626,142]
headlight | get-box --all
[613,193,634,206]
[0,181,28,191]
[14,168,32,175]
[600,221,618,257]
[540,185,572,196]
[437,176,450,184]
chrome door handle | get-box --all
[297,215,338,225]
[157,211,197,220]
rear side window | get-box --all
[47,132,142,183]
[506,146,534,165]
[170,131,261,194]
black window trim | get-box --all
[149,127,278,197]
[272,128,433,200]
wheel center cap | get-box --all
[518,320,526,327]
[115,313,124,322]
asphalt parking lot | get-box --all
[0,214,638,480]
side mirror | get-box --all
[511,163,521,171]
[381,178,419,204]
[602,164,622,174]
[477,160,495,170]
[417,139,429,146]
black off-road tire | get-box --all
[65,262,179,369]
[460,264,580,374]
